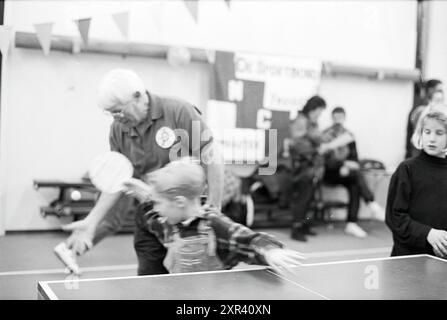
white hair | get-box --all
[97,69,146,110]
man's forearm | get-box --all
[85,192,122,226]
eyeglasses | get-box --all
[103,109,125,118]
[103,99,135,118]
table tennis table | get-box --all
[37,254,447,300]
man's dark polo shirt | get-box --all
[109,92,213,179]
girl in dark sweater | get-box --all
[386,110,447,258]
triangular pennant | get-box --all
[224,0,231,9]
[34,22,53,56]
[183,0,199,23]
[112,12,130,39]
[75,18,91,45]
[0,26,12,60]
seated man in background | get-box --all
[321,107,385,238]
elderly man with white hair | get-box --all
[56,69,224,276]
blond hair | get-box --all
[145,157,205,200]
[412,107,447,150]
[97,69,146,110]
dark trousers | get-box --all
[290,175,316,225]
[93,195,168,276]
[275,169,316,226]
[275,170,315,226]
[324,169,374,222]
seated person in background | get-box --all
[386,110,447,258]
[124,157,304,274]
[321,107,385,238]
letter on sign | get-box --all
[228,80,244,102]
[257,109,272,129]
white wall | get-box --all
[1,0,418,230]
[319,76,413,172]
[425,1,447,86]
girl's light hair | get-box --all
[145,157,205,200]
[412,106,447,150]
[97,69,146,110]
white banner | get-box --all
[217,128,266,163]
[206,100,264,162]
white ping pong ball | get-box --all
[71,190,82,201]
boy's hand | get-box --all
[123,178,152,203]
[427,229,447,258]
[264,248,306,276]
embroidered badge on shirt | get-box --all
[156,126,176,149]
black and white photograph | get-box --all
[0,0,447,305]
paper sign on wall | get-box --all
[208,50,322,163]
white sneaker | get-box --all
[54,242,82,275]
[368,201,385,221]
[345,222,368,238]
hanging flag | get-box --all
[183,0,199,23]
[34,22,53,56]
[0,26,12,59]
[224,0,231,9]
[112,11,130,39]
[74,17,91,45]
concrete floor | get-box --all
[0,220,393,299]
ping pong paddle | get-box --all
[88,151,134,194]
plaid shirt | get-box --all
[144,206,284,269]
